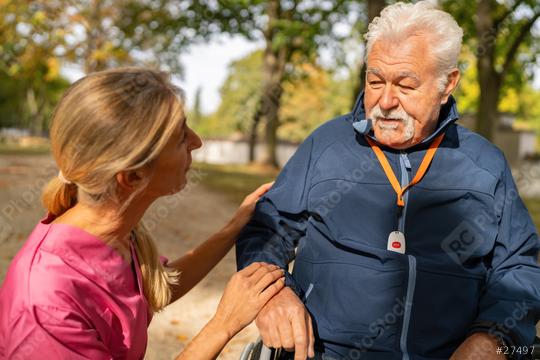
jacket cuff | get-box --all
[284,271,305,299]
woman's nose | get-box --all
[188,128,203,151]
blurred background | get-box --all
[0,0,539,359]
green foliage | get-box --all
[0,0,70,132]
[278,64,353,142]
[0,0,213,131]
[443,0,540,93]
[0,68,69,132]
[194,51,263,138]
[524,198,540,231]
[182,1,358,59]
[454,49,540,149]
[193,50,353,142]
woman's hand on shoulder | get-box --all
[227,182,274,233]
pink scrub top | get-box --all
[0,214,157,359]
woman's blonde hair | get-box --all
[42,67,183,312]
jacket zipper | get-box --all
[398,151,416,360]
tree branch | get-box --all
[493,0,524,30]
[501,11,540,78]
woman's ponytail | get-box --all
[41,177,78,217]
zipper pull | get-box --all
[401,153,412,170]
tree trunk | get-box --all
[352,0,387,103]
[25,88,44,136]
[258,49,285,167]
[475,0,500,141]
[250,0,286,168]
[248,106,261,162]
[84,0,107,73]
[261,80,283,167]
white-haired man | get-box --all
[237,1,540,359]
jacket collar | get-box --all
[350,90,460,148]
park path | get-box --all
[0,154,259,360]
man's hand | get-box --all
[255,286,315,360]
[450,332,506,360]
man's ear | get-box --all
[116,170,145,192]
[441,68,460,104]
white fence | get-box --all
[192,139,299,168]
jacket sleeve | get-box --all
[236,136,316,298]
[469,161,540,349]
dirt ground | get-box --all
[0,154,259,360]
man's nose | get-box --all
[379,86,399,111]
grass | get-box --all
[192,162,278,203]
[524,198,540,231]
[0,143,51,155]
[193,162,540,232]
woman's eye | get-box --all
[179,133,187,145]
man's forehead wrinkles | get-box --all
[368,56,420,67]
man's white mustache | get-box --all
[371,108,409,130]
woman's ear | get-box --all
[116,169,146,192]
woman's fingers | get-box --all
[230,182,275,232]
[213,263,284,338]
[253,182,274,197]
[244,182,274,203]
[248,263,279,284]
[259,277,285,305]
[254,268,285,292]
[240,262,264,277]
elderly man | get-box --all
[237,1,540,359]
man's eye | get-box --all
[369,81,384,87]
[399,84,415,90]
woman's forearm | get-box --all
[174,318,231,360]
[167,222,240,302]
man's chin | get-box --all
[374,130,413,149]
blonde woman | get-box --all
[0,68,284,359]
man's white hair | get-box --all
[364,0,463,92]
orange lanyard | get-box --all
[366,133,445,207]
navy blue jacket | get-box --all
[236,93,540,359]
